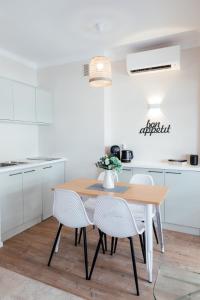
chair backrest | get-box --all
[53,189,92,228]
[129,174,154,185]
[98,170,119,182]
[129,174,155,216]
[93,195,143,238]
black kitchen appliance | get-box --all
[121,150,133,163]
[110,145,121,160]
[190,154,198,166]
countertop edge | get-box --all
[0,158,67,174]
[122,161,200,172]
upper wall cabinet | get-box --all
[36,88,53,124]
[0,78,13,120]
[0,77,53,125]
[13,82,36,122]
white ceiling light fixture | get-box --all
[89,55,112,87]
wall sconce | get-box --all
[147,102,162,119]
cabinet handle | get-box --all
[148,170,163,174]
[24,169,36,174]
[166,171,182,175]
[43,166,52,170]
[123,168,132,171]
[9,172,22,176]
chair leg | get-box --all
[110,237,114,255]
[153,221,159,244]
[82,227,89,280]
[88,230,103,280]
[75,228,78,246]
[114,238,118,254]
[139,234,145,264]
[48,223,63,266]
[104,234,107,251]
[78,228,83,244]
[98,229,105,254]
[128,237,140,296]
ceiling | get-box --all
[0,0,200,68]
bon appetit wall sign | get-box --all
[139,120,171,136]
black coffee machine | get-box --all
[110,145,133,163]
[110,145,121,160]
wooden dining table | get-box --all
[54,178,168,283]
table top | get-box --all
[54,178,168,205]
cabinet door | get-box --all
[0,77,13,120]
[1,172,23,234]
[165,170,200,228]
[13,82,36,122]
[23,168,42,223]
[118,167,133,182]
[42,162,65,220]
[36,88,53,124]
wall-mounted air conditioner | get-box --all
[126,45,180,75]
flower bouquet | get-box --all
[96,155,122,189]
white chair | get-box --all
[88,195,145,296]
[129,174,161,245]
[80,171,119,250]
[84,171,119,222]
[47,189,93,279]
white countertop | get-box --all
[122,160,200,172]
[0,158,67,174]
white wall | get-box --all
[109,47,200,162]
[0,55,38,161]
[0,55,37,86]
[38,62,105,180]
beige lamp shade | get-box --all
[89,56,112,87]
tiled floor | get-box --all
[0,266,83,300]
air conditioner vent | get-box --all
[126,46,180,75]
[83,64,89,77]
[130,64,172,74]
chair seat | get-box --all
[84,198,156,222]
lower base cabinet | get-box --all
[1,172,23,234]
[165,170,200,229]
[23,168,42,223]
[120,166,200,235]
[42,162,65,220]
[0,161,65,241]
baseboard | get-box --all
[163,222,200,236]
[2,217,42,242]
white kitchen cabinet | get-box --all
[165,170,200,228]
[42,162,65,219]
[23,168,42,223]
[0,77,13,120]
[36,88,53,124]
[118,167,133,182]
[1,171,23,234]
[13,82,36,122]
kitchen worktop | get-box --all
[0,158,67,174]
[122,160,200,172]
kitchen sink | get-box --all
[27,157,60,161]
[0,161,28,167]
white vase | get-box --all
[103,170,114,189]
